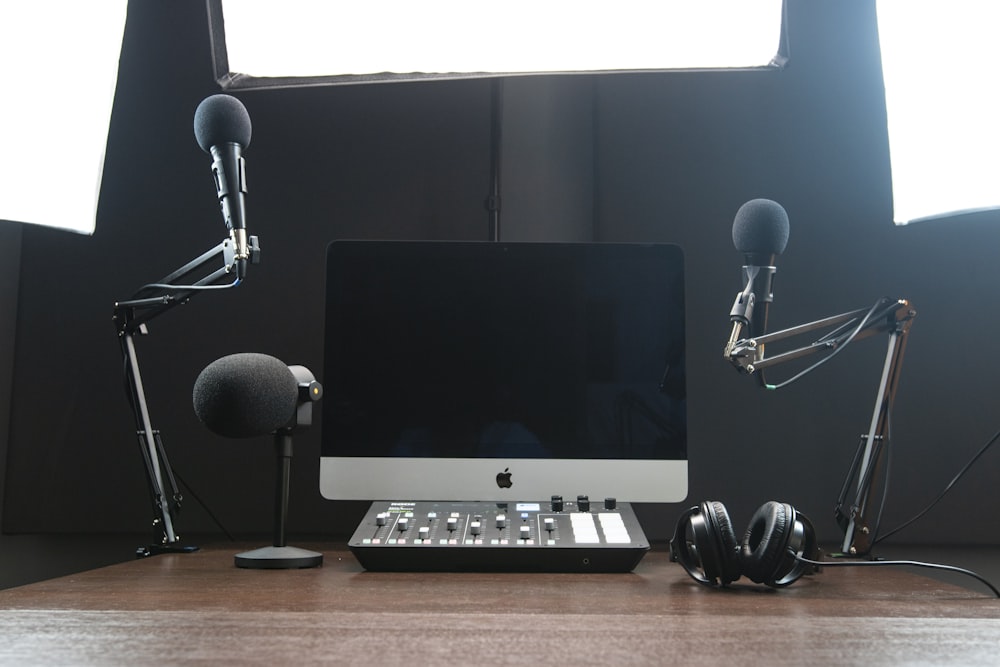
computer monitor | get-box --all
[320,240,687,503]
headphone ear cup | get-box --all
[670,501,743,587]
[742,500,820,587]
[741,501,792,585]
[703,501,743,586]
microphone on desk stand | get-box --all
[193,352,324,569]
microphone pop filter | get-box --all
[193,353,297,438]
[732,198,790,260]
[193,94,252,153]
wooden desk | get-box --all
[1,544,998,665]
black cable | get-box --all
[847,393,893,547]
[790,551,1000,598]
[869,401,893,545]
[119,336,235,543]
[875,427,1000,544]
[765,298,882,391]
[138,278,241,294]
[171,468,236,542]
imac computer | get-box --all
[319,240,687,505]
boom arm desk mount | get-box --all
[113,234,260,556]
[725,296,916,557]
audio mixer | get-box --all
[348,496,650,572]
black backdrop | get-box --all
[3,0,999,546]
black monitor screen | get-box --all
[322,241,686,466]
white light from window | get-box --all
[219,1,785,79]
[877,1,1000,225]
[0,2,128,235]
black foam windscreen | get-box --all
[193,94,252,153]
[193,353,298,438]
[731,198,790,260]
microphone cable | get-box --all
[135,277,242,296]
[788,549,1000,598]
[763,297,883,391]
[169,467,236,542]
[874,426,1000,545]
[118,356,236,542]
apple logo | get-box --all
[495,467,513,489]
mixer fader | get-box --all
[348,496,650,572]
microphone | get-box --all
[193,94,252,279]
[193,353,299,438]
[726,199,790,370]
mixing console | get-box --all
[348,496,649,572]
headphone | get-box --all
[669,500,821,588]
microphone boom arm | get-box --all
[113,234,260,554]
[725,297,917,557]
[726,298,911,375]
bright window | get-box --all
[211,0,786,87]
[0,2,128,234]
[877,1,1000,224]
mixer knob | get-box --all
[375,512,388,526]
[397,518,409,531]
[543,517,555,532]
[577,495,590,512]
[418,526,430,539]
[470,520,482,536]
[551,495,564,512]
[447,517,458,531]
[604,497,617,510]
[496,514,507,529]
[519,525,531,540]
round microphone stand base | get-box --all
[234,545,323,569]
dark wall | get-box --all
[3,0,999,547]
[590,2,1000,544]
[0,221,22,529]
